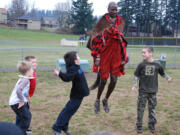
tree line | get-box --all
[118,0,180,37]
[6,0,180,37]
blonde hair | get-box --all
[17,61,32,75]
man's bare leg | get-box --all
[94,79,107,114]
[102,74,117,113]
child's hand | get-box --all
[132,86,137,91]
[18,103,24,109]
[54,69,60,76]
[168,77,173,83]
[27,96,31,104]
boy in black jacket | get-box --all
[52,51,89,135]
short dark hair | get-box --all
[64,51,77,67]
[144,45,154,53]
[25,56,36,61]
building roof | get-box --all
[42,16,58,20]
[18,15,41,21]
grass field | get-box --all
[0,47,180,69]
[0,27,180,69]
[0,27,79,48]
[0,27,180,134]
[0,69,179,135]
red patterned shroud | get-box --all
[91,13,129,76]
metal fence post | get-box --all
[176,38,177,46]
[174,48,176,68]
[128,48,131,67]
[77,48,80,54]
[21,48,24,61]
[153,37,155,46]
[132,37,134,45]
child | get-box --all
[16,56,37,134]
[25,56,37,98]
[9,61,33,135]
[132,46,173,134]
[52,51,90,135]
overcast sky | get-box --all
[0,0,120,16]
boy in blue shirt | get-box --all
[52,51,90,135]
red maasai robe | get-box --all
[91,13,128,80]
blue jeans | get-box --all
[52,98,83,133]
[11,103,31,135]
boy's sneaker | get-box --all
[102,98,109,113]
[26,129,32,134]
[94,99,100,114]
[63,130,71,135]
[136,126,143,134]
[149,125,156,134]
[53,130,62,135]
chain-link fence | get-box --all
[126,47,180,68]
[0,47,179,72]
[126,37,180,46]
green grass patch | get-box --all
[0,69,179,135]
[0,27,180,68]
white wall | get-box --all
[28,20,41,30]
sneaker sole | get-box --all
[94,109,100,114]
[149,128,156,134]
[26,131,32,134]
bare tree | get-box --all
[7,0,29,20]
[29,2,38,18]
[55,0,72,28]
[55,0,71,12]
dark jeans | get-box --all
[16,103,30,127]
[11,103,31,135]
[52,98,83,133]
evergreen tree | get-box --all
[118,0,136,35]
[164,0,178,36]
[177,0,180,37]
[151,0,161,36]
[141,0,154,36]
[134,0,143,36]
[170,0,178,36]
[117,0,179,37]
[70,0,96,34]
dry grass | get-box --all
[0,69,179,135]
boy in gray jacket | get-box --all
[9,61,33,135]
